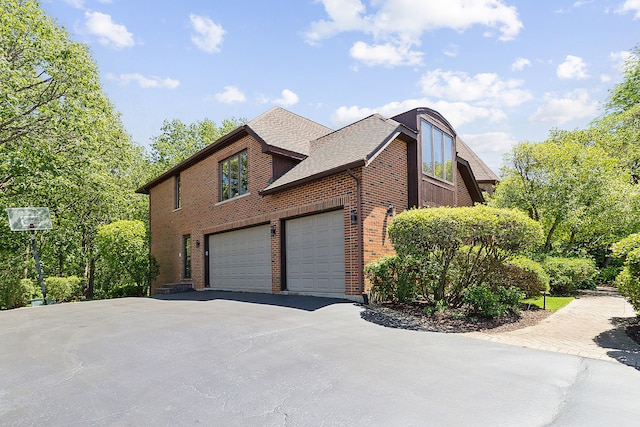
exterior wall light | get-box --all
[271,223,277,237]
[350,209,358,225]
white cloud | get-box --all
[443,44,459,57]
[189,14,225,53]
[617,0,640,19]
[274,89,300,106]
[420,69,533,107]
[460,132,518,154]
[332,98,506,128]
[214,86,246,103]
[84,11,134,49]
[610,50,637,72]
[529,89,599,124]
[557,55,589,79]
[349,41,423,67]
[108,73,180,89]
[511,57,531,71]
[306,0,522,67]
[64,0,85,8]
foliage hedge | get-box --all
[0,278,37,309]
[612,234,640,312]
[366,206,543,317]
[497,256,550,298]
[541,257,597,295]
[45,276,83,302]
[384,206,542,310]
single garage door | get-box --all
[285,210,346,296]
[208,225,272,292]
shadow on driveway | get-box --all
[150,289,355,312]
[594,317,640,370]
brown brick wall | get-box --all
[361,139,409,293]
[148,134,361,296]
[456,169,475,206]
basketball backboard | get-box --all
[6,207,53,231]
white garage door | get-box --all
[208,225,272,292]
[286,210,346,296]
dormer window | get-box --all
[421,119,454,183]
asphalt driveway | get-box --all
[2,292,640,426]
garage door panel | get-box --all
[286,210,346,296]
[208,225,271,292]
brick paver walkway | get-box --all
[464,287,640,368]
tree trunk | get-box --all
[544,217,560,252]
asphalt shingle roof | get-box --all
[248,107,333,156]
[456,138,500,183]
[262,114,412,193]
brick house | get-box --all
[137,107,499,301]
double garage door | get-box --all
[207,210,345,296]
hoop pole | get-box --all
[31,230,47,304]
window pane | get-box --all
[239,152,248,195]
[230,156,239,197]
[421,121,433,175]
[433,128,443,179]
[175,175,181,209]
[444,134,453,182]
[221,160,229,200]
[183,235,191,278]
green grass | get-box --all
[522,295,574,312]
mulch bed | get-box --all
[360,302,552,334]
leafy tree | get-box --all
[0,0,98,146]
[606,46,640,114]
[0,0,150,299]
[490,135,636,253]
[95,220,158,296]
[149,117,245,175]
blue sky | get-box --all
[40,0,640,174]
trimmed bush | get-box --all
[463,285,523,318]
[613,240,640,313]
[108,283,144,298]
[365,255,423,303]
[387,206,543,306]
[497,256,550,298]
[45,276,83,302]
[0,278,35,309]
[542,257,597,295]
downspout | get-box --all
[347,168,365,301]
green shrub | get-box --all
[45,276,83,302]
[463,285,523,318]
[542,257,597,295]
[595,266,621,285]
[365,255,419,303]
[616,265,640,313]
[108,283,145,298]
[387,205,543,306]
[497,256,550,298]
[0,278,35,309]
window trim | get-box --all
[174,174,181,210]
[219,150,248,202]
[182,234,191,279]
[421,118,454,184]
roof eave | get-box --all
[457,157,485,204]
[259,159,366,196]
[136,126,249,194]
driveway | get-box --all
[1,292,640,426]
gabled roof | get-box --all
[260,114,416,194]
[136,108,332,194]
[456,139,500,183]
[248,107,333,157]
